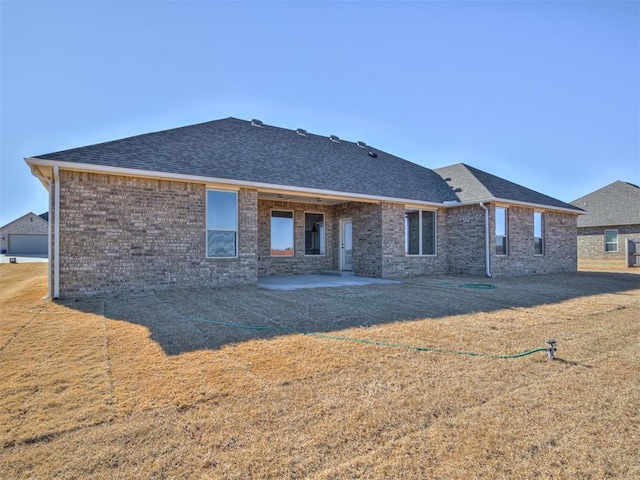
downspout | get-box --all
[47,177,53,298]
[29,165,53,299]
[479,202,492,278]
[53,166,60,299]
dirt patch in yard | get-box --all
[1,263,639,479]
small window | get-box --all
[421,210,436,255]
[605,229,618,252]
[206,190,237,257]
[271,211,294,256]
[305,212,325,255]
[405,209,436,256]
[495,207,508,256]
[534,211,544,255]
[405,211,420,255]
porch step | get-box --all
[319,270,354,277]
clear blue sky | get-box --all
[1,0,638,226]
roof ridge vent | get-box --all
[296,128,307,136]
[250,119,264,127]
[329,135,340,143]
[356,140,367,148]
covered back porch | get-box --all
[255,190,406,279]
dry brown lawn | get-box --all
[1,263,639,479]
[578,258,637,273]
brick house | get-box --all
[570,181,640,268]
[25,117,582,299]
[0,212,48,255]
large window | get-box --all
[534,211,544,255]
[605,229,618,252]
[271,211,294,256]
[305,212,325,255]
[495,207,508,256]
[405,210,436,256]
[206,190,237,257]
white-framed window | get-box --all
[495,207,508,256]
[304,212,325,256]
[605,229,618,252]
[206,189,238,258]
[271,210,294,256]
[534,211,544,255]
[405,209,436,256]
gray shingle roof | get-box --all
[32,117,581,212]
[570,181,640,227]
[34,117,458,204]
[0,212,47,230]
[434,163,582,211]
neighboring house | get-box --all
[25,117,583,299]
[570,181,640,267]
[0,212,49,255]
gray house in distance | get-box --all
[25,117,582,299]
[570,181,640,268]
[0,212,48,255]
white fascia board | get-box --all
[26,158,581,214]
[492,197,584,215]
[24,157,444,208]
[444,196,583,215]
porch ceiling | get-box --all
[258,191,349,206]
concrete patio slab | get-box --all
[257,274,400,290]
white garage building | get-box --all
[0,212,49,255]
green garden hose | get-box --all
[459,283,496,289]
[182,316,549,359]
[438,282,497,289]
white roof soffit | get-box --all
[28,163,51,190]
[24,157,445,208]
[441,197,583,215]
[492,197,584,214]
[25,158,580,214]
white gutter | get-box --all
[26,156,585,215]
[53,165,60,299]
[479,202,492,278]
[22,158,444,209]
[490,197,584,215]
[440,198,583,215]
[25,158,584,215]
